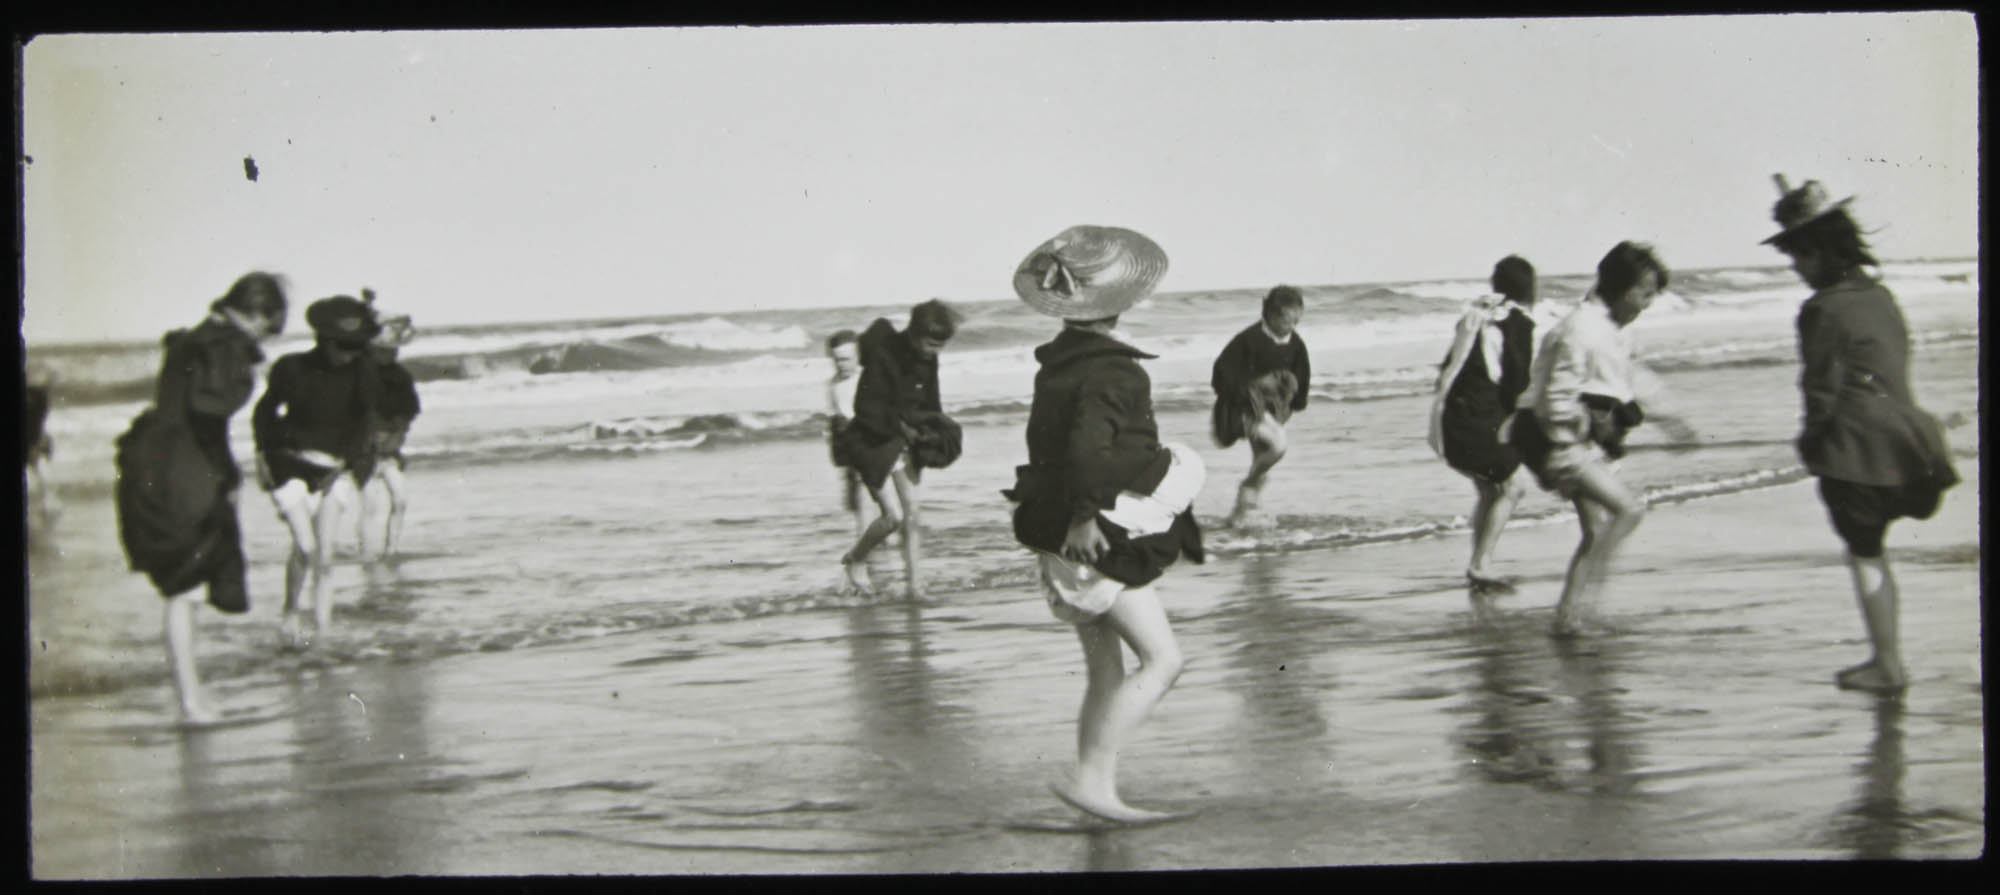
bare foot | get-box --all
[1049,777,1184,825]
[1836,661,1908,694]
[278,613,313,652]
[1550,613,1588,639]
[1229,510,1274,531]
[1467,571,1516,594]
[841,555,874,595]
[178,700,223,727]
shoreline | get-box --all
[30,457,1983,875]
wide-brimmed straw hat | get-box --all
[1012,225,1168,320]
[305,295,382,348]
[1761,174,1855,245]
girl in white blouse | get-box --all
[1510,241,1689,637]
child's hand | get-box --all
[1062,516,1108,564]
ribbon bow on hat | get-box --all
[1012,225,1169,320]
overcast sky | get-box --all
[19,14,1979,344]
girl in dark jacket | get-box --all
[1764,176,1958,693]
[114,271,287,724]
[834,299,963,600]
[1006,225,1202,825]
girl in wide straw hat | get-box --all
[1004,224,1205,824]
[1764,175,1958,694]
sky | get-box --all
[18,14,1980,345]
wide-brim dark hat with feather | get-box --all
[1012,225,1169,320]
[1762,174,1856,245]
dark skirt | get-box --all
[1441,397,1521,484]
[147,502,249,613]
[1010,489,1205,588]
[1817,476,1944,559]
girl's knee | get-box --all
[1615,502,1648,527]
[1140,642,1185,682]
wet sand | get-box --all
[30,459,1983,876]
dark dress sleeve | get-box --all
[185,336,256,419]
[381,363,421,420]
[1795,300,1843,447]
[251,355,293,455]
[1496,313,1536,414]
[1064,365,1143,523]
[1211,327,1251,399]
[849,319,906,443]
[1288,336,1311,412]
[920,359,942,415]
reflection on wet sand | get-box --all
[1216,554,1331,789]
[158,656,447,875]
[840,602,978,804]
[1832,698,1907,859]
[1450,612,1646,854]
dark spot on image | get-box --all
[243,156,259,182]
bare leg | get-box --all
[846,472,869,540]
[1054,586,1186,823]
[1552,464,1645,636]
[1467,472,1526,590]
[380,464,409,556]
[164,592,219,724]
[309,476,357,635]
[274,491,319,650]
[1231,417,1287,526]
[891,468,924,600]
[842,481,903,594]
[354,473,382,562]
[1838,554,1908,692]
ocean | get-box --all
[24,260,1982,701]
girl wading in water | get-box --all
[834,299,964,601]
[1005,225,1205,824]
[114,272,288,723]
[1429,255,1540,594]
[1508,241,1695,637]
[1210,285,1312,528]
[1764,175,1958,693]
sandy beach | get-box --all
[30,453,1982,876]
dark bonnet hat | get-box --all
[305,295,382,347]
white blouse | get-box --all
[1522,294,1638,444]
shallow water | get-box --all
[30,466,1983,873]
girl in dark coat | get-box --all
[834,299,963,600]
[1428,256,1539,592]
[114,271,287,724]
[1006,225,1202,825]
[1764,176,1958,693]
